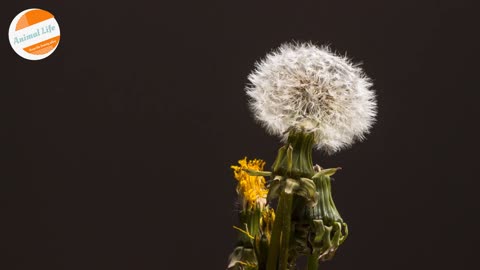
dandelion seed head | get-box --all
[246,42,377,153]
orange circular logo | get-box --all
[8,8,61,60]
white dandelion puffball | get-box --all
[246,42,377,153]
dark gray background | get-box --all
[1,0,478,269]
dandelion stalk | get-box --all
[278,191,293,270]
[265,190,285,270]
[306,255,319,270]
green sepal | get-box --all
[267,177,316,205]
[244,169,272,177]
[312,167,341,178]
[271,129,315,179]
[267,176,284,202]
[307,171,349,261]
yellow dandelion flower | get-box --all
[231,157,268,209]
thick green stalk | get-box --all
[307,255,319,270]
[266,191,284,270]
[266,189,294,270]
[267,129,316,270]
[278,192,293,270]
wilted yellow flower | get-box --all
[231,157,268,209]
[261,207,275,240]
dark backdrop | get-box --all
[1,1,478,269]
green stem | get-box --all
[266,190,294,270]
[266,192,284,270]
[279,192,293,270]
[307,254,319,270]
